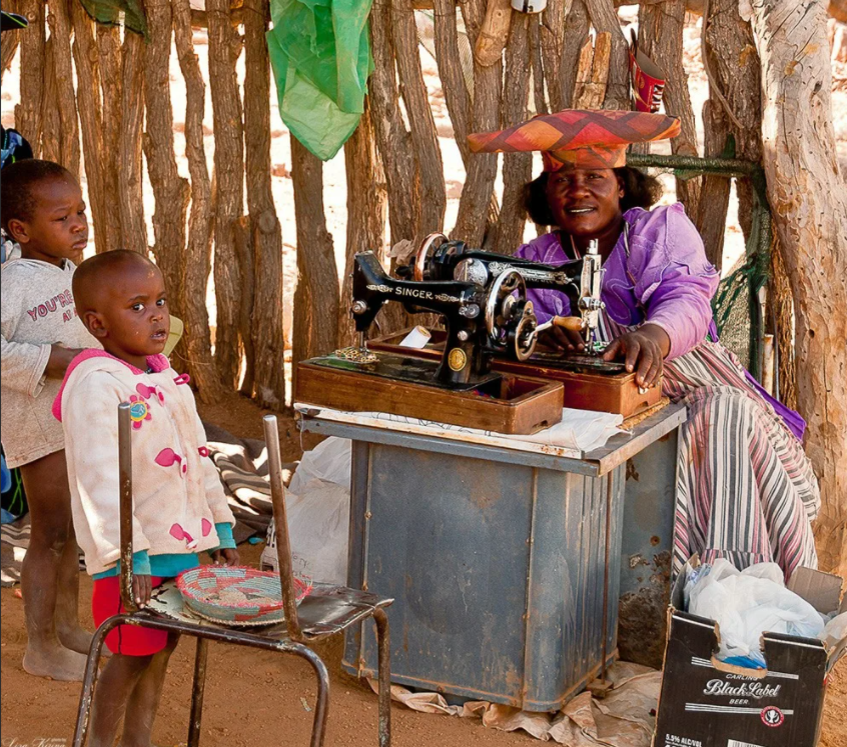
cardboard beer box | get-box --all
[652,557,847,747]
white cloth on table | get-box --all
[294,404,625,457]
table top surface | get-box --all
[299,403,686,477]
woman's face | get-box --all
[545,167,625,238]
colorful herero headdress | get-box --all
[467,109,680,171]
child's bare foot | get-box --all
[58,625,94,654]
[22,644,88,681]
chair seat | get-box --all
[146,579,392,642]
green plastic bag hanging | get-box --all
[78,0,148,38]
[267,0,374,161]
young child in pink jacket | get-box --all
[55,250,238,747]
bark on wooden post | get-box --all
[453,0,502,246]
[290,137,339,375]
[40,39,60,164]
[475,0,513,67]
[15,0,45,153]
[233,217,256,396]
[207,0,245,389]
[540,0,567,111]
[71,2,107,257]
[46,0,80,178]
[433,0,473,164]
[96,25,123,254]
[341,101,387,347]
[392,0,446,235]
[749,0,847,577]
[493,14,532,256]
[573,32,612,109]
[638,1,701,215]
[584,0,630,109]
[244,0,287,409]
[560,0,591,109]
[695,102,731,269]
[529,17,548,115]
[118,30,148,255]
[697,0,763,268]
[143,0,190,317]
[173,0,221,401]
[369,0,421,243]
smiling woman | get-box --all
[467,109,822,581]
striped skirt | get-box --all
[596,317,820,579]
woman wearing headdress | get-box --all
[469,110,819,579]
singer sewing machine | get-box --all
[294,252,565,435]
[367,233,664,418]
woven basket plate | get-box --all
[176,566,312,626]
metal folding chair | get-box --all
[72,406,393,746]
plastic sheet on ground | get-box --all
[369,662,662,746]
[261,438,351,584]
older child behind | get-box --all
[1,160,95,680]
[55,250,238,746]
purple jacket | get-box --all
[515,204,806,440]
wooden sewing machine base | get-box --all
[366,329,663,419]
[295,353,564,435]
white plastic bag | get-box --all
[688,559,825,667]
[261,438,352,585]
[821,612,847,649]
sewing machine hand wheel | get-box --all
[485,268,532,355]
[413,232,448,282]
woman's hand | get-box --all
[538,325,585,354]
[211,548,240,566]
[601,324,671,389]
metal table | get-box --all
[299,404,685,712]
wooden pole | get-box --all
[584,0,630,109]
[173,0,222,401]
[540,0,567,111]
[96,25,123,253]
[697,0,763,268]
[118,29,148,255]
[529,17,548,115]
[341,100,387,348]
[143,0,190,316]
[474,0,513,67]
[749,0,847,577]
[493,14,532,256]
[560,0,591,109]
[290,137,338,375]
[71,2,108,256]
[391,0,446,235]
[433,0,472,165]
[207,0,245,388]
[46,0,80,177]
[14,0,45,154]
[243,0,287,409]
[638,0,702,215]
[452,0,502,246]
[40,38,60,163]
[369,0,421,245]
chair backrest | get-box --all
[263,414,304,641]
